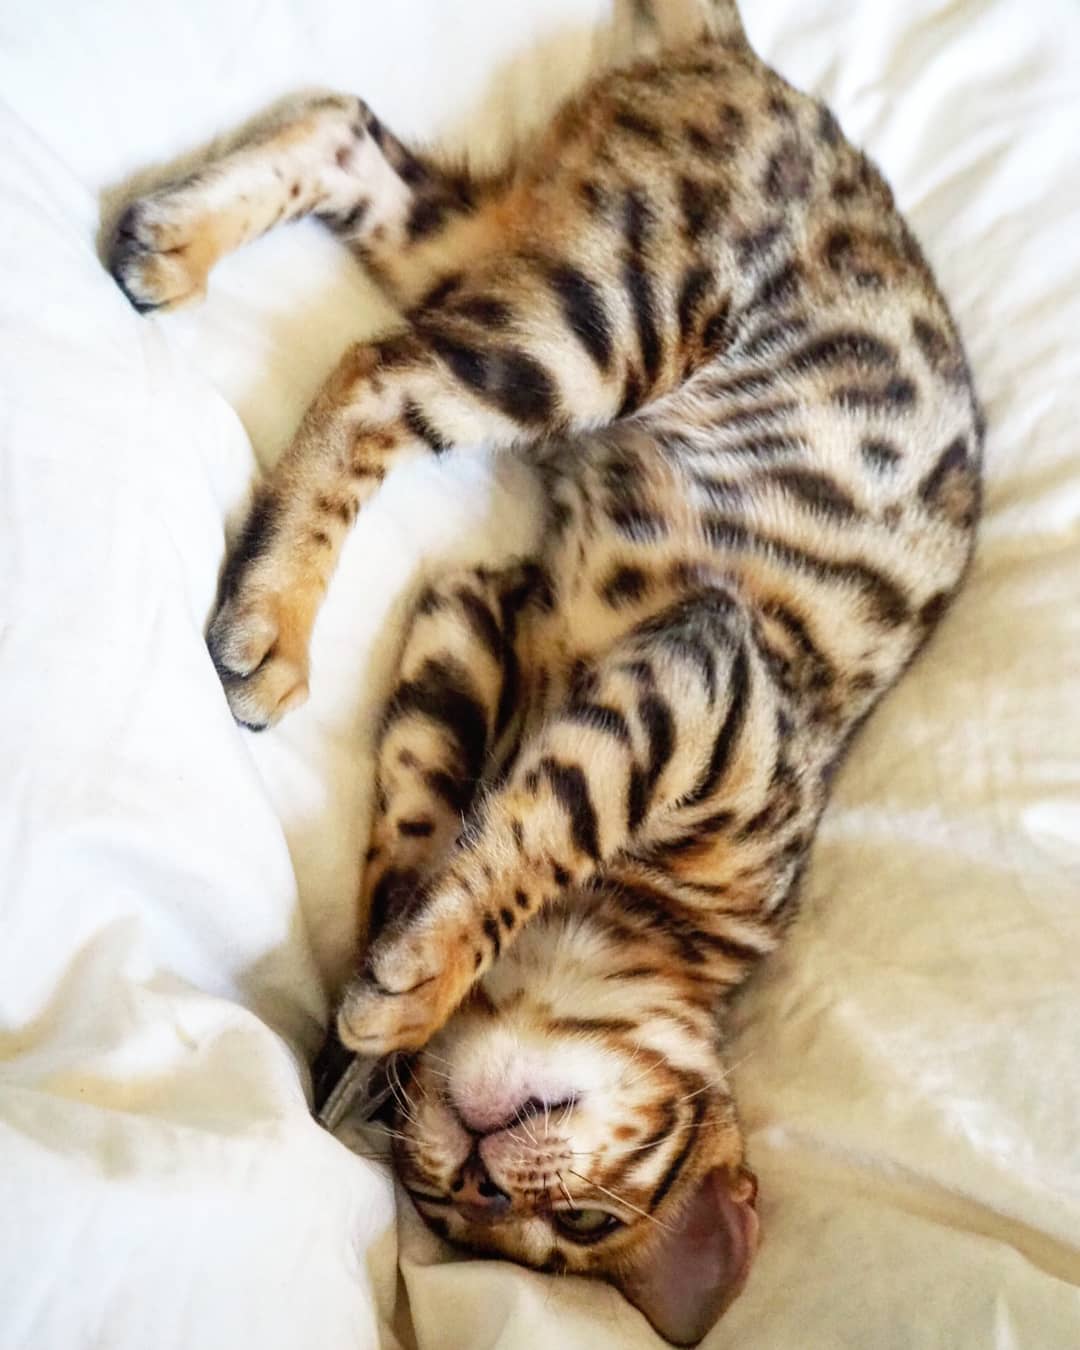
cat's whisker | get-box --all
[358,1122,412,1144]
[386,1057,419,1125]
[675,1076,725,1105]
[723,1049,755,1077]
[514,1104,539,1147]
[418,1051,455,1069]
[620,1057,662,1090]
[386,1085,416,1127]
[555,1171,576,1210]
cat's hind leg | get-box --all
[107,93,505,313]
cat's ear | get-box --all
[617,1167,759,1346]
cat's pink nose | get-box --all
[451,1153,510,1222]
[453,1087,529,1135]
[456,1092,568,1136]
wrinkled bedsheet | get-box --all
[2,1,1079,1346]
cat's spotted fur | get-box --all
[109,0,981,1340]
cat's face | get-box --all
[386,910,759,1345]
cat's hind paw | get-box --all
[107,195,213,313]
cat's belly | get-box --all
[528,330,978,730]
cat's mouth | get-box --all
[450,1149,513,1224]
[429,1086,581,1213]
[410,1143,631,1241]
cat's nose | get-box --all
[456,1092,568,1136]
[451,1152,511,1222]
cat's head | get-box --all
[384,906,758,1346]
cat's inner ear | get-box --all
[617,1167,759,1346]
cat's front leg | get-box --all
[205,335,415,728]
[204,313,569,728]
[338,588,781,1055]
[337,780,596,1054]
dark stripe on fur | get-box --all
[454,295,513,328]
[483,914,502,957]
[540,759,601,859]
[766,467,858,519]
[627,767,648,831]
[650,1097,709,1210]
[861,437,902,471]
[747,259,801,311]
[216,492,279,602]
[833,377,918,413]
[679,177,727,241]
[919,436,968,506]
[625,263,663,386]
[677,265,711,341]
[611,505,668,540]
[788,331,897,373]
[640,693,676,789]
[455,588,505,663]
[614,110,664,146]
[705,517,910,625]
[403,399,450,453]
[407,196,449,242]
[601,565,651,607]
[726,433,806,458]
[550,1016,637,1036]
[681,643,751,806]
[385,659,489,783]
[397,818,435,838]
[424,330,557,424]
[563,701,633,745]
[549,265,614,371]
[738,317,810,360]
[623,189,652,254]
[760,599,836,689]
[713,399,797,431]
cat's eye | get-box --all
[552,1208,624,1241]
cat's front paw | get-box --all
[336,920,471,1055]
[207,586,312,730]
[107,194,213,312]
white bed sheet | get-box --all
[1,2,1079,1347]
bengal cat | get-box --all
[108,0,982,1340]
